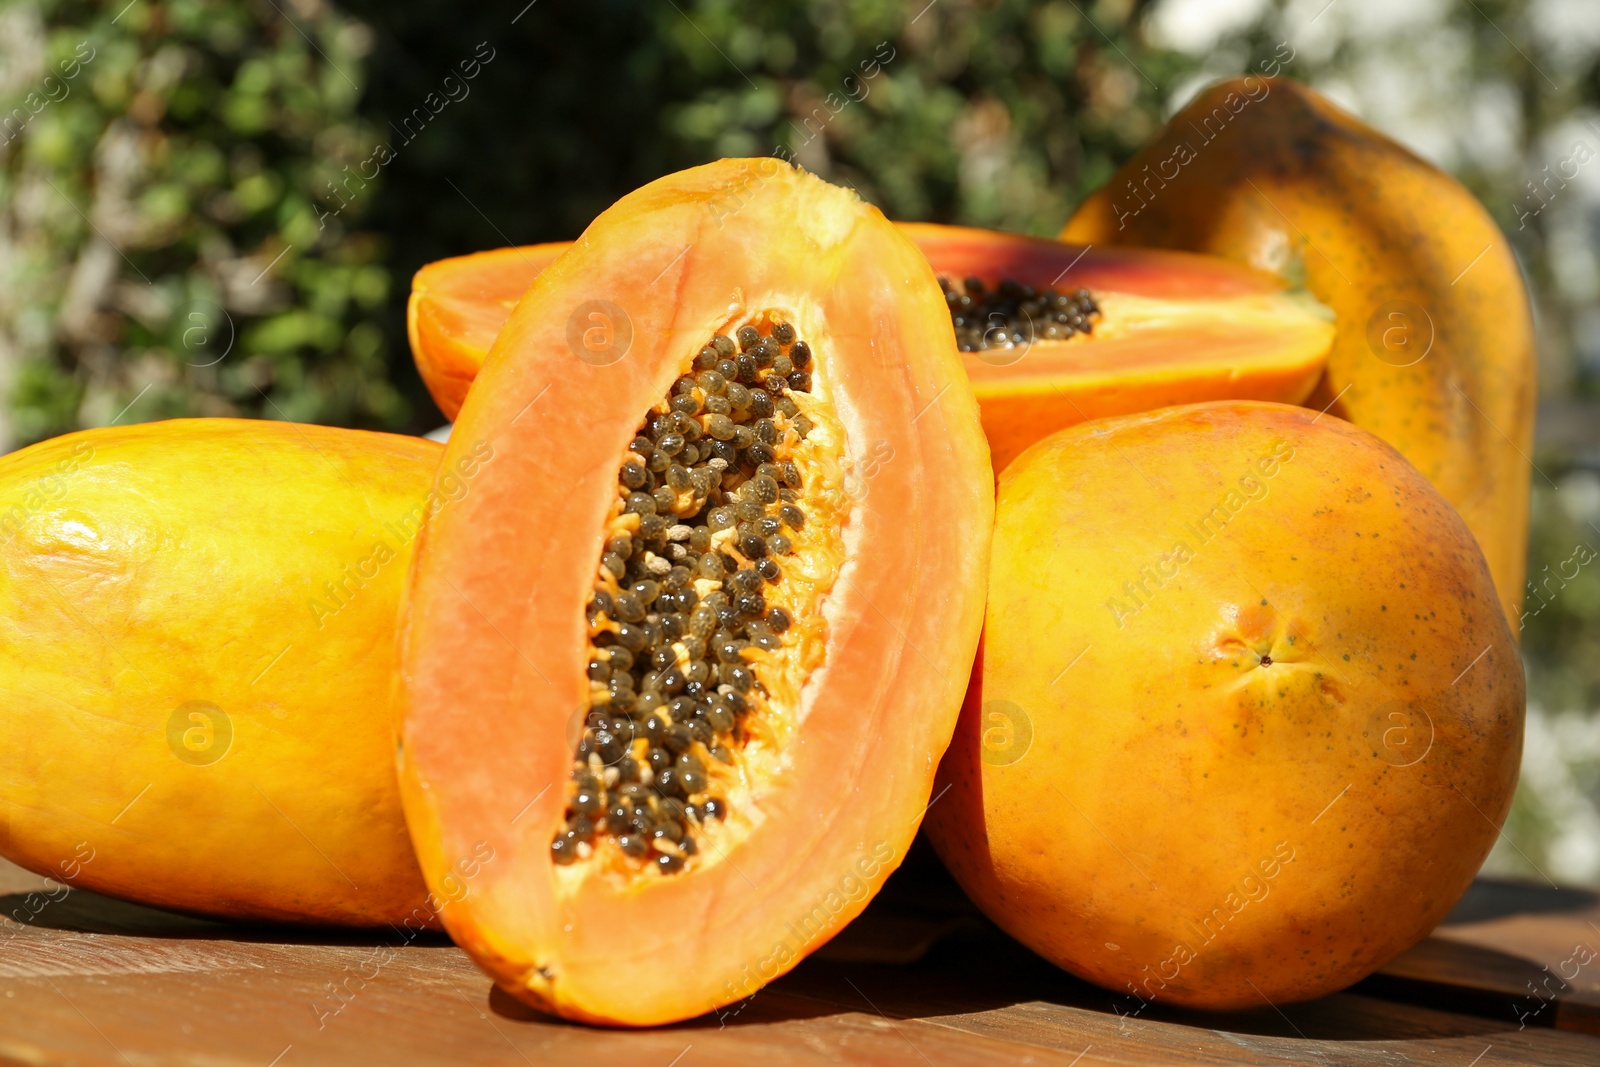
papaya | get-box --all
[905,223,1331,471]
[408,227,1333,472]
[927,401,1523,1009]
[1063,76,1535,627]
[408,241,570,423]
[0,419,445,927]
[395,159,992,1025]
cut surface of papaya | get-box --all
[396,159,992,1026]
[1063,76,1535,626]
[904,223,1332,471]
[0,419,448,926]
[408,227,1333,472]
[408,242,570,419]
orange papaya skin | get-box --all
[1062,77,1535,628]
[409,227,1332,473]
[0,420,441,926]
[928,401,1523,1010]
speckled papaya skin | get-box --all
[0,419,442,926]
[926,401,1523,1010]
[1063,77,1535,630]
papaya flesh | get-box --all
[408,241,570,423]
[0,419,441,927]
[929,401,1523,1009]
[407,227,1333,473]
[904,223,1331,471]
[1063,76,1535,627]
[396,158,992,1025]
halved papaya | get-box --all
[408,227,1333,472]
[904,223,1332,471]
[0,419,446,926]
[395,159,992,1025]
[407,242,570,421]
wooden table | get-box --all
[4,845,1599,1066]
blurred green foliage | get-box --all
[0,0,407,446]
[1522,473,1600,710]
[0,0,1180,445]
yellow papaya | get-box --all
[1063,77,1535,628]
[0,419,447,926]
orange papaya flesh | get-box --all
[0,419,440,927]
[1062,77,1535,628]
[407,228,1334,473]
[902,222,1332,472]
[396,159,992,1026]
[407,241,570,420]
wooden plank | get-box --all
[0,892,1072,1067]
[3,857,1598,1066]
[1365,878,1600,1035]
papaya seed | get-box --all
[558,316,830,874]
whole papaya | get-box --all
[929,401,1523,1009]
[1063,77,1535,628]
[0,419,470,926]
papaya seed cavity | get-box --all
[554,314,847,877]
